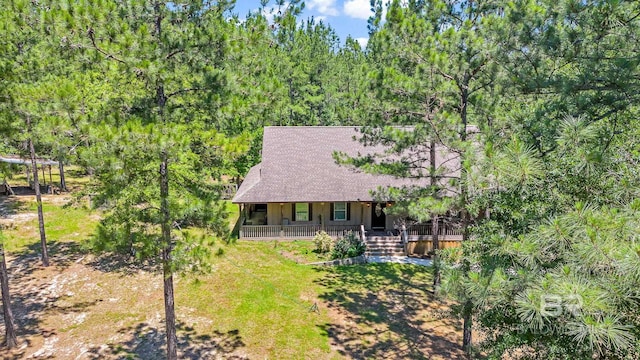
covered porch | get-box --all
[238,201,398,239]
[237,202,463,254]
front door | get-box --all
[371,202,386,230]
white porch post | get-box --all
[321,202,325,230]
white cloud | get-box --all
[343,0,371,20]
[307,0,339,16]
[355,37,369,47]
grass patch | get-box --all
[178,241,337,358]
[0,196,99,253]
[272,239,332,263]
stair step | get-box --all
[366,252,406,256]
[367,249,404,253]
[367,237,400,241]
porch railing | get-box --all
[239,223,463,240]
[239,224,362,239]
[283,225,321,238]
[325,225,361,237]
[240,225,281,239]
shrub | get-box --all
[331,231,366,259]
[313,231,333,254]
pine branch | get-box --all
[87,27,127,65]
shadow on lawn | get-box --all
[84,322,246,359]
[315,263,465,359]
[1,239,246,359]
[0,241,97,359]
[0,196,31,221]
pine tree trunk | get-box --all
[27,117,49,267]
[160,153,177,360]
[459,76,472,356]
[58,160,67,191]
[430,140,440,287]
[431,214,440,287]
[462,299,473,356]
[0,242,17,348]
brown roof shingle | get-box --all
[232,126,458,203]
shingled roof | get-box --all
[232,126,457,203]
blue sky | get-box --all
[232,0,373,47]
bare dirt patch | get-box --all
[0,246,247,359]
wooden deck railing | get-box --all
[407,224,463,236]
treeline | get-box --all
[0,0,639,359]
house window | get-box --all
[333,202,347,221]
[295,203,309,221]
[330,202,350,221]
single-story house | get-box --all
[232,126,463,250]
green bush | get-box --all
[313,231,333,253]
[331,231,366,259]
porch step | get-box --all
[365,237,405,256]
[367,237,402,244]
[366,249,406,256]
[367,236,400,241]
[366,244,404,250]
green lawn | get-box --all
[178,241,337,358]
[0,194,464,359]
[0,197,100,252]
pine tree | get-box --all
[362,0,505,353]
[62,1,237,358]
[0,231,17,348]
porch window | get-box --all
[294,203,309,221]
[333,202,347,221]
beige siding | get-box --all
[266,203,325,225]
[266,203,283,225]
[265,202,373,227]
[262,202,401,230]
